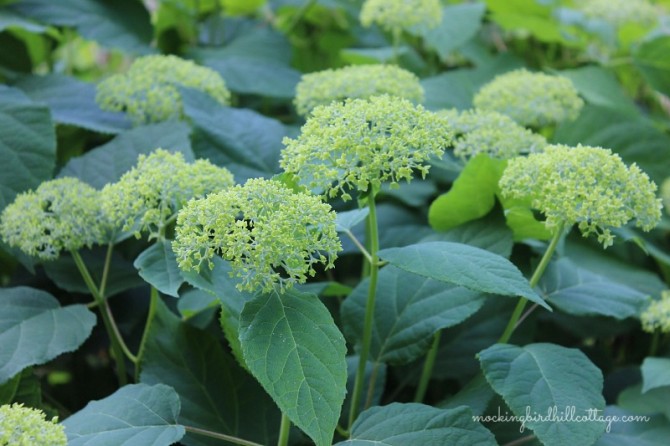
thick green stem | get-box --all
[498,222,565,344]
[135,286,160,380]
[348,197,380,429]
[184,425,263,446]
[277,412,291,446]
[649,331,660,356]
[414,331,440,402]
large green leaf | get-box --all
[558,66,638,115]
[140,298,280,446]
[134,240,184,298]
[335,208,369,232]
[11,0,153,54]
[594,406,670,446]
[421,3,486,60]
[0,85,55,210]
[618,383,670,419]
[0,9,47,33]
[341,266,487,364]
[641,357,670,393]
[479,343,606,446]
[335,404,497,445]
[239,290,347,446]
[0,287,96,384]
[633,36,670,96]
[539,258,649,319]
[59,122,193,189]
[63,383,185,445]
[378,241,550,309]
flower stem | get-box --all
[498,222,564,344]
[184,425,263,446]
[414,331,440,402]
[277,412,291,446]
[135,286,159,380]
[649,331,660,356]
[348,196,380,429]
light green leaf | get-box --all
[0,287,96,384]
[378,241,550,309]
[239,289,347,446]
[479,343,606,446]
[63,383,185,446]
[558,66,638,115]
[641,357,670,393]
[335,403,497,445]
[336,208,369,232]
[594,406,670,446]
[633,36,670,96]
[618,383,670,419]
[134,240,184,298]
[341,266,487,364]
[499,194,553,241]
[421,3,486,60]
[0,9,47,33]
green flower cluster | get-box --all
[0,404,66,446]
[641,290,670,333]
[0,178,110,260]
[360,0,442,32]
[173,178,341,293]
[281,95,452,200]
[580,0,658,26]
[473,69,584,128]
[661,178,670,214]
[439,109,547,160]
[102,149,234,239]
[294,64,424,116]
[96,55,230,125]
[499,144,662,248]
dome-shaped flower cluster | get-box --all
[102,149,234,239]
[96,55,230,125]
[473,69,584,128]
[641,290,670,333]
[0,403,66,446]
[440,109,547,160]
[281,95,452,200]
[0,178,110,260]
[173,178,341,293]
[499,144,662,248]
[580,0,658,27]
[294,64,424,116]
[360,0,442,32]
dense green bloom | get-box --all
[102,149,234,239]
[499,144,662,248]
[473,69,584,128]
[360,0,442,32]
[96,55,230,125]
[440,109,547,160]
[580,0,658,26]
[281,95,452,200]
[294,64,424,116]
[641,290,670,333]
[0,178,110,260]
[661,178,670,214]
[173,178,341,293]
[0,404,66,446]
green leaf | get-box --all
[14,74,131,133]
[499,194,553,241]
[177,289,218,328]
[429,155,506,231]
[59,122,193,189]
[335,208,369,232]
[641,357,670,393]
[0,9,47,33]
[633,36,670,96]
[378,241,550,309]
[140,298,280,446]
[0,368,42,407]
[0,287,96,384]
[340,356,386,427]
[479,343,606,446]
[134,240,184,298]
[440,374,496,417]
[594,406,670,446]
[341,266,487,364]
[239,290,347,446]
[421,3,486,60]
[558,66,638,115]
[0,85,55,210]
[335,403,497,445]
[618,383,670,418]
[63,383,185,445]
[11,0,153,54]
[539,258,649,319]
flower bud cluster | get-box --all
[0,403,66,445]
[360,0,442,32]
[641,290,670,334]
[580,0,658,26]
[173,178,341,293]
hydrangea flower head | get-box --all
[440,109,547,160]
[0,178,110,260]
[96,55,230,125]
[641,290,670,333]
[499,144,662,248]
[661,177,670,214]
[173,178,341,293]
[473,69,584,128]
[0,403,66,445]
[281,95,452,200]
[294,65,424,116]
[360,0,442,32]
[102,149,234,239]
[580,0,658,27]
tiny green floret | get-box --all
[440,109,547,160]
[0,178,110,260]
[96,54,230,125]
[0,403,66,446]
[173,178,341,293]
[102,149,234,239]
[281,95,453,200]
[360,0,442,32]
[641,290,670,334]
[580,0,658,27]
[294,64,424,116]
[473,69,584,128]
[499,144,662,248]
